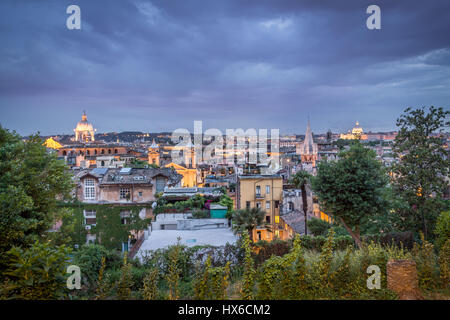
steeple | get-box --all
[303,117,314,154]
[296,117,318,167]
[81,110,87,122]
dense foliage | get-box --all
[0,127,74,264]
[391,106,449,240]
[312,142,390,247]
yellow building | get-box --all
[164,162,198,187]
[43,137,63,150]
[340,121,368,140]
[236,174,286,242]
[148,139,160,166]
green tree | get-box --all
[240,233,256,300]
[116,254,133,299]
[231,207,270,242]
[312,142,389,248]
[1,241,71,300]
[434,211,450,250]
[391,106,449,240]
[141,268,159,300]
[0,127,74,262]
[166,240,181,300]
[290,170,312,235]
[219,193,234,212]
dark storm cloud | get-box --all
[0,0,449,135]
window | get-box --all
[266,201,270,209]
[266,185,270,194]
[120,188,131,200]
[275,215,280,224]
[256,185,261,197]
[256,202,261,209]
[257,231,262,241]
[288,202,294,211]
[120,211,130,224]
[266,215,270,223]
[155,176,166,193]
[84,178,95,199]
[84,210,96,225]
[246,201,250,209]
[138,191,143,197]
[275,201,279,208]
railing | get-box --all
[128,234,145,259]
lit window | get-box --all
[120,188,131,199]
[84,178,95,199]
[275,215,280,223]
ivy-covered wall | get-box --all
[61,202,152,251]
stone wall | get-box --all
[387,259,423,300]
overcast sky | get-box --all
[0,0,449,136]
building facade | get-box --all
[236,174,287,241]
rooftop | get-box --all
[137,228,237,255]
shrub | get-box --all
[412,233,439,290]
[438,239,450,288]
[141,268,159,300]
[1,241,71,300]
[72,244,119,290]
[253,240,291,266]
[116,254,133,299]
[193,256,231,300]
[192,209,210,219]
[307,217,332,236]
[434,211,450,250]
[240,233,256,300]
[166,241,182,300]
[363,231,414,249]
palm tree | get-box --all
[289,170,312,235]
[231,207,271,242]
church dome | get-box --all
[351,121,363,135]
[74,111,95,142]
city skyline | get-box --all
[1,0,450,135]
